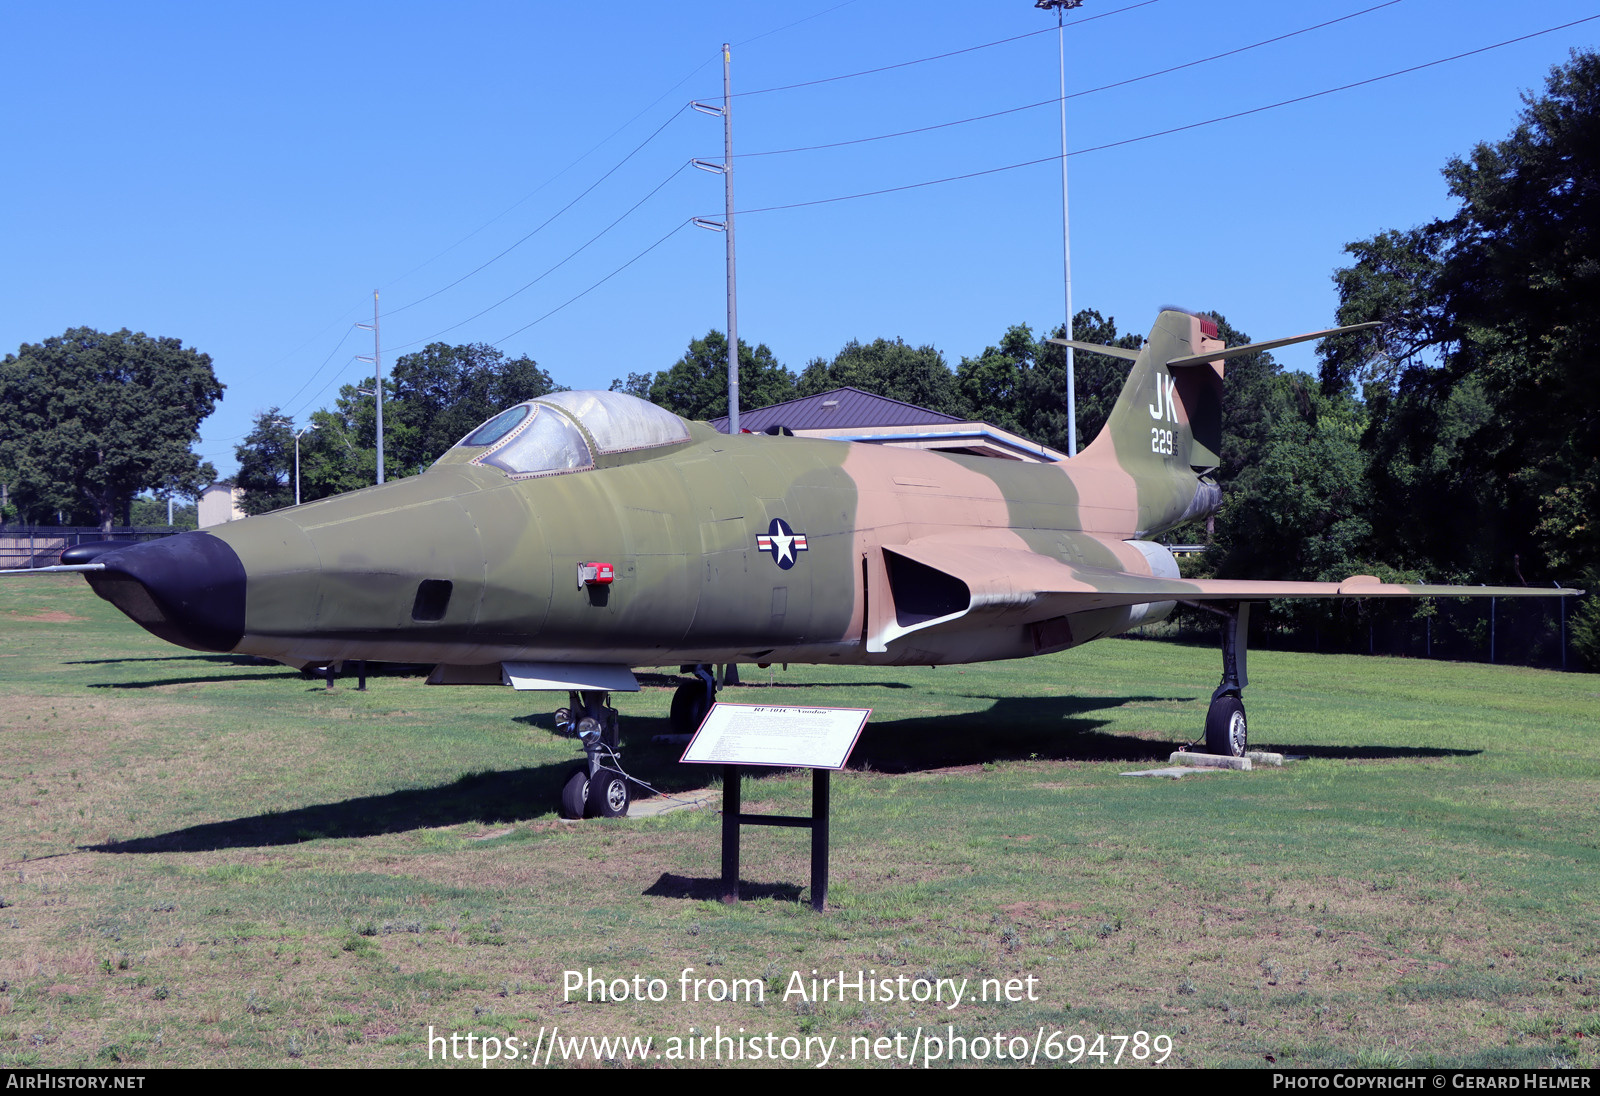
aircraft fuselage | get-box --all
[90,422,1195,670]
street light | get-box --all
[272,419,320,506]
[1036,0,1083,456]
[292,424,318,506]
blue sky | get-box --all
[4,1,1596,476]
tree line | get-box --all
[3,52,1593,663]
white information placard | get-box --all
[680,703,870,770]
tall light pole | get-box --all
[1037,0,1082,456]
[293,424,318,506]
[271,419,319,506]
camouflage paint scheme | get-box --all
[68,311,1577,675]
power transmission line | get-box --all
[282,325,362,418]
[725,14,1600,218]
[391,161,695,352]
[734,0,1404,159]
[223,1,872,456]
[494,220,694,345]
[731,0,1162,98]
[378,2,870,312]
[735,0,866,48]
[388,105,691,317]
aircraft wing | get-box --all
[873,538,1581,653]
[888,539,1575,611]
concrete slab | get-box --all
[1168,751,1252,771]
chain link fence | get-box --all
[1145,594,1585,671]
[0,526,181,569]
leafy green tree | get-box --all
[0,328,221,531]
[649,331,795,421]
[388,343,556,474]
[130,495,198,529]
[234,410,297,516]
[607,371,653,400]
[797,337,957,413]
[955,310,1140,452]
[1320,50,1599,648]
[1208,379,1381,578]
[295,381,392,501]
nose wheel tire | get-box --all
[559,768,590,820]
[1205,695,1248,757]
[586,768,630,818]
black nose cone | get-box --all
[85,532,246,652]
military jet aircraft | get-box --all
[16,309,1578,818]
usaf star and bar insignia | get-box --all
[756,517,808,569]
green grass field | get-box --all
[1,576,1596,1069]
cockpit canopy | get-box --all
[439,390,693,478]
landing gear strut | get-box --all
[669,664,717,736]
[553,690,630,819]
[1202,602,1251,757]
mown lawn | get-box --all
[1,576,1595,1068]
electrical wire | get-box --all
[376,1,863,302]
[391,162,694,352]
[285,356,368,425]
[726,14,1600,218]
[388,105,691,317]
[734,0,865,48]
[731,0,1162,98]
[734,0,1404,159]
[494,219,693,346]
[281,324,362,419]
[213,2,872,457]
[242,299,370,382]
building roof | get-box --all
[709,387,964,433]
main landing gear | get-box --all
[1200,602,1251,757]
[554,690,630,819]
[669,664,718,736]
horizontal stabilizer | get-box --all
[1164,321,1383,369]
[1045,338,1140,361]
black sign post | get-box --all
[720,764,830,910]
[682,703,867,913]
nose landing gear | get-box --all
[554,690,630,819]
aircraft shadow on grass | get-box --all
[68,654,273,667]
[88,671,307,689]
[1262,742,1479,760]
[81,695,1474,854]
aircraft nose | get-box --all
[84,532,247,652]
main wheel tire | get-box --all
[586,768,630,818]
[670,681,710,736]
[1205,695,1248,757]
[559,768,589,819]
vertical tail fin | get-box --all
[1067,309,1225,479]
[1053,311,1380,536]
